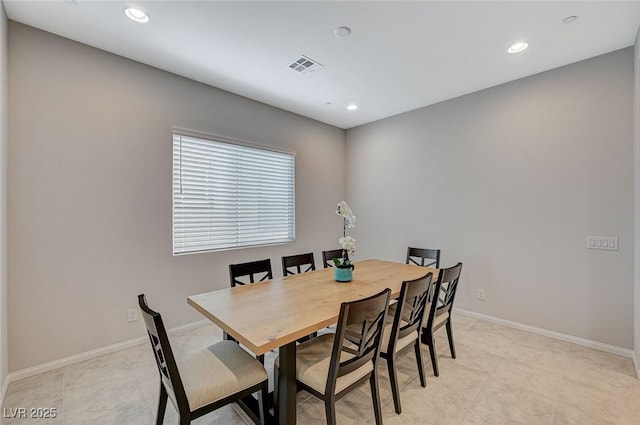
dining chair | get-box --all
[227,259,273,363]
[379,272,432,414]
[406,247,441,268]
[281,252,319,341]
[281,252,316,276]
[229,259,273,287]
[138,294,269,425]
[420,262,463,377]
[274,288,390,425]
[321,249,343,268]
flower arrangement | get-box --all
[334,201,356,267]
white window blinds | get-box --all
[172,132,295,255]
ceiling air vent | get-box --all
[288,55,323,75]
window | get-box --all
[172,132,295,255]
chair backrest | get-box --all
[326,288,390,395]
[138,294,189,414]
[426,262,463,328]
[406,247,440,268]
[386,273,432,353]
[282,253,316,276]
[322,249,344,268]
[229,259,273,287]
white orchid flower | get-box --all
[336,201,356,228]
[339,236,356,255]
[336,201,351,217]
[335,201,357,266]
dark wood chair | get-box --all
[274,288,390,425]
[228,259,273,362]
[229,259,273,287]
[138,294,268,425]
[281,252,316,276]
[321,249,343,268]
[406,247,440,268]
[282,252,319,341]
[380,272,432,414]
[420,262,463,377]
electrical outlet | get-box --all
[127,308,138,323]
[477,289,485,301]
[586,236,618,251]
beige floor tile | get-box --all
[3,370,63,407]
[448,313,477,332]
[562,361,640,399]
[454,328,512,357]
[468,378,557,425]
[381,382,473,425]
[425,362,488,400]
[507,331,582,358]
[502,341,565,376]
[558,376,640,425]
[63,373,153,425]
[467,320,525,341]
[437,341,501,375]
[4,317,640,425]
[561,345,636,378]
[3,371,64,425]
[553,403,619,425]
[492,358,563,399]
[460,404,527,425]
[296,386,376,425]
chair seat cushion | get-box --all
[275,333,374,395]
[177,340,267,411]
[388,302,449,331]
[379,319,417,355]
[420,303,449,328]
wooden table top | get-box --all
[187,259,438,355]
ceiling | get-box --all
[4,1,640,129]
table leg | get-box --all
[277,342,296,425]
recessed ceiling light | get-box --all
[507,42,528,54]
[562,15,578,24]
[335,26,352,38]
[346,104,358,111]
[124,6,149,23]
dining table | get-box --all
[187,258,438,425]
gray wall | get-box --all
[0,4,7,389]
[346,48,634,349]
[635,28,640,373]
[8,23,346,371]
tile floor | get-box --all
[3,315,640,425]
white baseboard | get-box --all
[6,319,210,385]
[633,351,640,379]
[453,308,636,360]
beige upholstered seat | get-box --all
[380,320,416,354]
[178,341,268,411]
[389,302,449,332]
[430,308,449,328]
[379,273,432,414]
[138,294,268,425]
[275,334,373,395]
[274,289,390,425]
